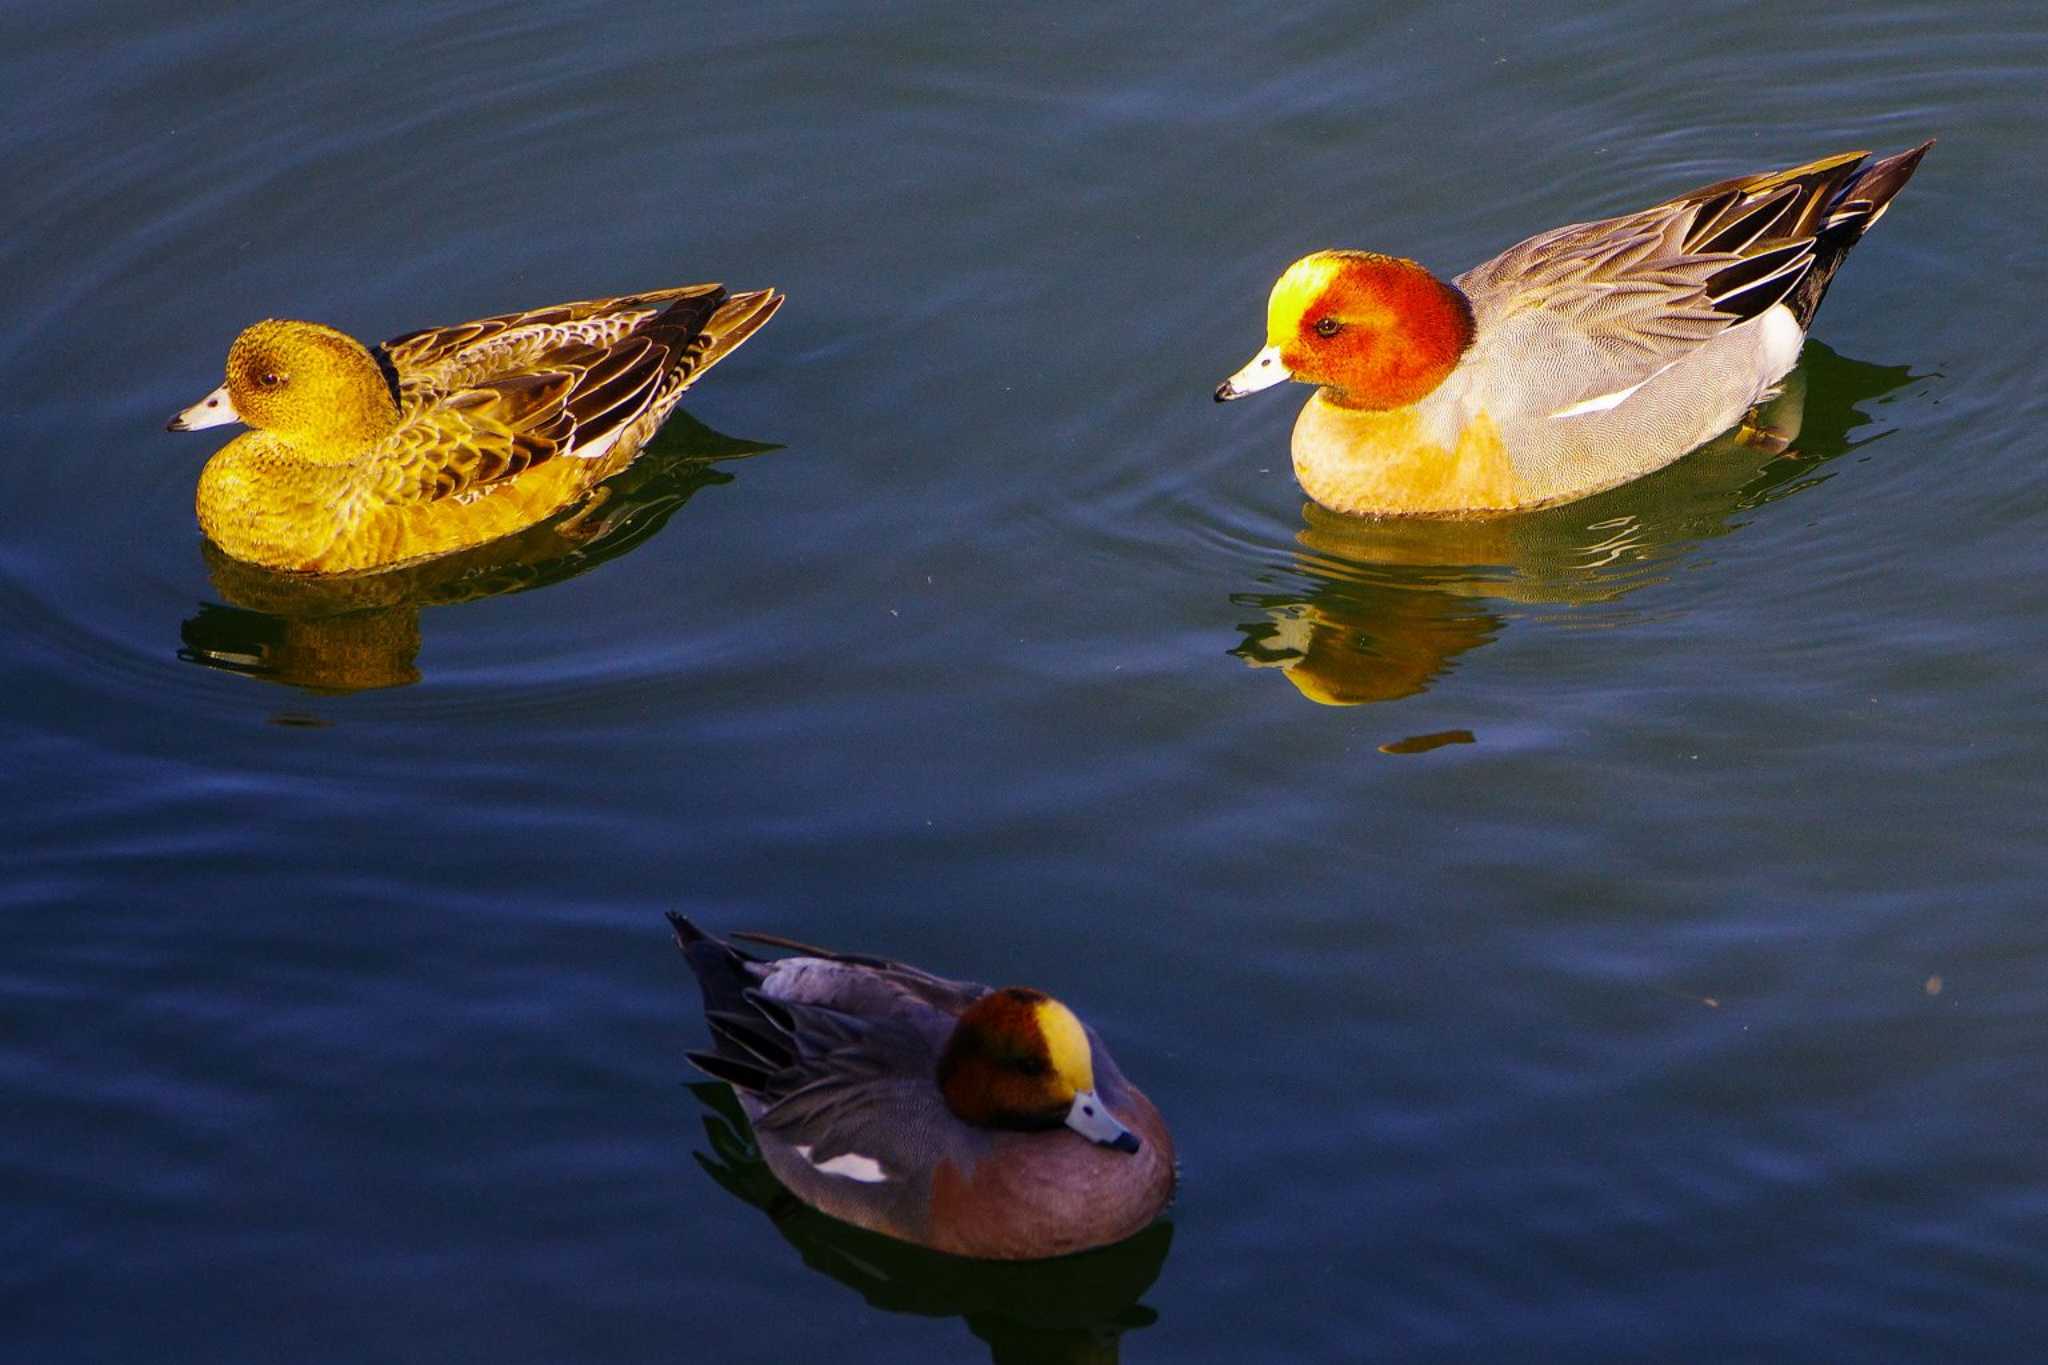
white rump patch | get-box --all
[1756,304,1804,375]
[793,1144,890,1184]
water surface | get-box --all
[6,1,2047,1360]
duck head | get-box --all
[169,319,402,455]
[1216,250,1474,410]
[937,988,1142,1153]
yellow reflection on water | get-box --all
[1232,345,1916,709]
[178,413,774,694]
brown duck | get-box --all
[669,916,1176,1261]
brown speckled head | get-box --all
[222,320,401,450]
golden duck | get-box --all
[1216,143,1931,516]
[169,282,782,572]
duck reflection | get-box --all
[178,413,772,693]
[1232,342,1916,706]
[687,1082,1173,1365]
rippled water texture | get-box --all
[6,2,2047,1360]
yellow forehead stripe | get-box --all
[1032,998,1095,1097]
[1266,253,1345,342]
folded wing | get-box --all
[374,285,781,505]
[1458,143,1931,417]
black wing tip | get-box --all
[648,290,728,342]
[1783,137,1934,329]
[1878,139,1936,198]
[738,987,799,1034]
[686,1048,772,1092]
[667,913,744,996]
[1852,138,1936,201]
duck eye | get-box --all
[1314,317,1341,338]
[258,371,282,388]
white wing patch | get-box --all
[1546,376,1654,420]
[1548,303,1803,423]
[793,1145,891,1184]
[1545,353,1690,419]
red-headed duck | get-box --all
[1218,143,1932,515]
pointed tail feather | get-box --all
[667,915,797,1096]
[1834,140,1936,234]
[1785,139,1933,327]
[667,913,761,1023]
[678,288,784,390]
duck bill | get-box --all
[168,384,238,432]
[1214,345,1291,402]
[1065,1090,1142,1154]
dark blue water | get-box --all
[7,1,2047,1360]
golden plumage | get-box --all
[171,283,782,573]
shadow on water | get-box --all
[1230,341,1920,708]
[176,413,775,694]
[687,1082,1174,1365]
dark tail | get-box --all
[1785,139,1933,327]
[675,288,784,391]
[666,912,754,1016]
[665,913,792,1093]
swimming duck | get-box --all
[169,283,782,572]
[1216,143,1931,516]
[667,915,1175,1260]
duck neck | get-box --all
[284,384,401,463]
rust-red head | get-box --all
[936,987,1141,1153]
[1217,250,1475,410]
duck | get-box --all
[1215,142,1932,517]
[666,914,1176,1261]
[168,282,782,573]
